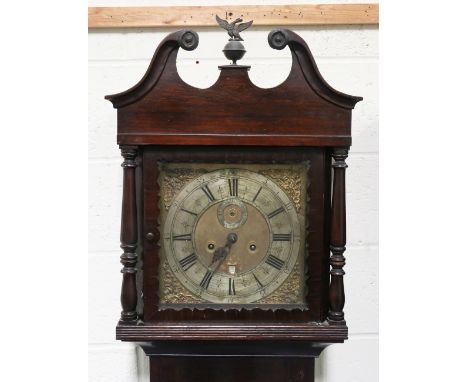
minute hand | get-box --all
[210,233,238,271]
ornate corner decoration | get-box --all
[259,168,302,212]
[161,167,208,210]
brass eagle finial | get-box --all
[216,15,253,41]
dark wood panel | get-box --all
[106,29,361,147]
[116,59,351,140]
[117,133,352,147]
[140,339,326,382]
[140,340,325,356]
[149,356,314,382]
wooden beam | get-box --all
[88,3,379,29]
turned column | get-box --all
[328,147,348,324]
[119,145,138,323]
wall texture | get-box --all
[88,2,378,381]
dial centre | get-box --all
[195,200,270,275]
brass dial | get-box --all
[163,168,301,304]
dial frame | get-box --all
[162,168,303,304]
[141,146,331,322]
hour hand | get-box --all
[211,247,227,265]
[210,233,237,265]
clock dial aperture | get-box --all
[163,168,302,304]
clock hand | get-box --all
[210,233,237,268]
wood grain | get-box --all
[118,146,139,324]
[328,148,348,324]
[142,341,322,382]
[106,29,362,148]
[116,321,348,341]
[147,353,315,382]
[89,3,379,29]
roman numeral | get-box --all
[252,187,262,202]
[253,273,263,287]
[228,278,236,295]
[199,270,214,289]
[179,253,197,271]
[228,178,239,197]
[180,208,197,217]
[172,233,192,241]
[272,233,292,241]
[265,254,285,270]
[201,185,216,202]
[267,206,285,219]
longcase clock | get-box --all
[105,19,362,382]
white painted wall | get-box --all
[88,2,378,381]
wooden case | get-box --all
[105,28,361,345]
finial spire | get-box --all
[215,15,253,65]
[215,15,253,41]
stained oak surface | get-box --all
[143,340,319,382]
[149,356,314,382]
[117,62,351,145]
[106,29,361,147]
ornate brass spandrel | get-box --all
[160,259,205,304]
[259,168,303,212]
[161,167,208,210]
[160,163,305,212]
[258,260,302,304]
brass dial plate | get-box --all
[159,163,307,307]
[195,200,269,275]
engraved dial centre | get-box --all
[195,200,269,275]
